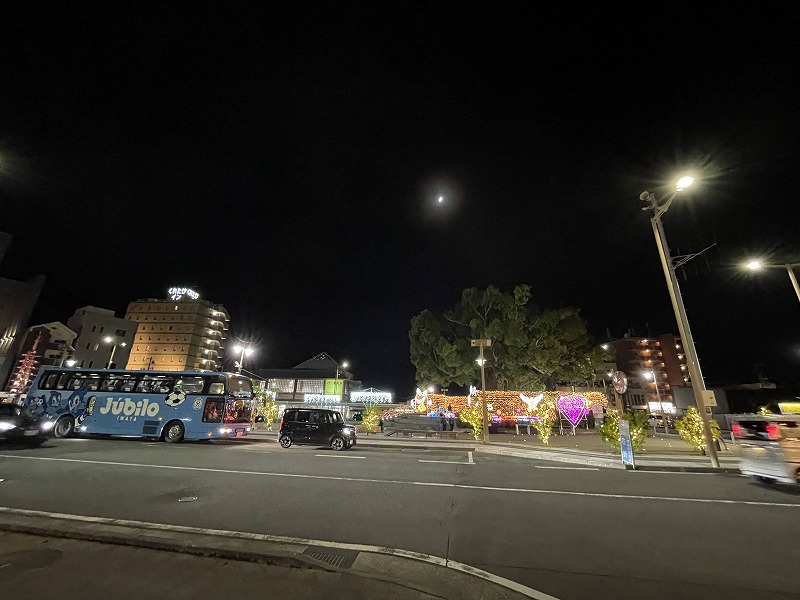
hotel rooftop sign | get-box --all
[168,287,200,301]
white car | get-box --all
[732,414,800,485]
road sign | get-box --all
[471,339,492,347]
[619,419,635,468]
[702,390,717,407]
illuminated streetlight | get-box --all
[438,196,444,203]
[335,360,349,380]
[233,343,255,374]
[640,175,719,467]
[103,336,127,369]
[744,259,800,306]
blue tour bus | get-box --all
[23,367,254,443]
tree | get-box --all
[409,285,607,391]
[459,400,484,440]
[534,398,558,445]
[599,410,649,453]
[675,407,721,453]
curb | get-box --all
[0,507,546,600]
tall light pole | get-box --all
[233,343,255,374]
[643,370,668,434]
[335,360,349,380]
[103,336,127,369]
[472,339,491,444]
[745,260,800,307]
[641,177,720,467]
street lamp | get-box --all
[643,370,668,434]
[103,336,127,369]
[641,176,720,467]
[744,259,800,307]
[65,358,77,368]
[233,343,255,374]
[335,360,349,380]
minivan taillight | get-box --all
[766,424,780,441]
[732,424,742,438]
[278,418,283,430]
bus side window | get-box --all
[41,372,60,389]
[100,378,119,392]
[135,379,154,393]
[86,376,102,391]
[208,383,225,396]
[56,372,71,390]
[67,375,84,390]
[152,378,174,394]
[119,377,138,392]
[202,399,223,423]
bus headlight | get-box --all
[40,421,54,431]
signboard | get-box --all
[303,394,341,405]
[471,339,492,347]
[702,390,717,407]
[324,379,344,396]
[350,390,393,404]
[168,287,200,301]
[619,419,635,468]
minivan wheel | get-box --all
[331,436,346,451]
[279,435,293,448]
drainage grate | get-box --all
[302,546,358,569]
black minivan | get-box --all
[278,408,357,451]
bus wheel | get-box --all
[331,436,346,451]
[163,421,185,444]
[53,416,75,438]
[279,434,293,448]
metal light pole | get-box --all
[645,370,668,434]
[103,336,126,369]
[745,260,800,307]
[641,179,720,467]
[233,343,255,374]
[472,339,492,444]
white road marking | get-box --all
[535,466,599,471]
[0,506,559,600]
[630,470,717,475]
[314,455,366,459]
[2,454,799,508]
[420,450,475,465]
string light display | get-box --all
[675,407,721,452]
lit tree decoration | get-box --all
[534,398,558,445]
[460,397,484,440]
[599,410,649,453]
[675,407,721,453]
[756,406,771,415]
[362,404,382,431]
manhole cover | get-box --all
[303,546,358,569]
[178,496,198,503]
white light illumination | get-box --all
[103,336,112,343]
[304,394,342,404]
[676,176,694,191]
[746,260,763,270]
[648,401,676,414]
[351,390,393,404]
[438,196,444,203]
[169,287,200,301]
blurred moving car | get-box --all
[648,414,674,429]
[0,403,52,447]
[732,414,800,485]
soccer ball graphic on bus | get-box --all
[164,389,187,407]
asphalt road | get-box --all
[1,437,799,600]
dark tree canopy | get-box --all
[409,285,608,391]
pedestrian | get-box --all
[379,418,384,433]
[438,406,447,431]
[447,405,456,431]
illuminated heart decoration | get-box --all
[556,395,588,428]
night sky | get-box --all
[1,5,799,398]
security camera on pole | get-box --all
[471,338,492,444]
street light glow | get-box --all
[341,361,349,369]
[746,260,763,270]
[438,196,444,203]
[103,336,112,343]
[233,345,243,353]
[244,347,255,356]
[675,176,694,191]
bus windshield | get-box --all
[227,375,252,398]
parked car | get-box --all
[0,403,53,447]
[648,414,674,429]
[732,414,800,485]
[278,408,356,451]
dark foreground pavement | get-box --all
[0,520,532,600]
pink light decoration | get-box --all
[556,395,588,428]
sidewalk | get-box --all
[0,507,540,600]
[246,427,740,472]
